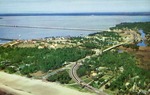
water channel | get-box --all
[137,30,147,47]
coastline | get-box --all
[0,72,95,95]
[0,28,142,95]
[0,22,149,95]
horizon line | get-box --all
[0,12,150,16]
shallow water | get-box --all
[137,30,147,47]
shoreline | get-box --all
[0,22,149,95]
[0,28,142,95]
[0,72,95,95]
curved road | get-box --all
[69,43,126,95]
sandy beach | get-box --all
[0,72,95,95]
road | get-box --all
[70,63,106,95]
[69,43,127,95]
[103,43,124,52]
[42,62,75,80]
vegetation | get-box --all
[110,22,150,45]
[0,47,93,75]
[110,22,150,34]
[47,70,71,84]
[77,51,150,94]
[123,44,139,51]
[70,31,122,49]
[1,21,150,95]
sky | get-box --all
[0,0,150,13]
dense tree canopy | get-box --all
[0,47,93,75]
[77,51,150,94]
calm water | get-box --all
[137,30,147,47]
[0,16,150,43]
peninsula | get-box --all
[0,22,150,95]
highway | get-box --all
[69,43,127,95]
[103,43,124,52]
[42,62,75,80]
[70,62,106,95]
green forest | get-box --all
[47,70,71,84]
[0,47,93,75]
[77,51,150,94]
[110,22,150,45]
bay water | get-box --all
[0,16,150,44]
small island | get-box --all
[0,22,150,95]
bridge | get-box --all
[0,24,102,32]
[103,43,125,52]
